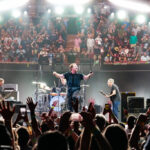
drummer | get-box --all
[51,79,67,96]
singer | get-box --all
[53,63,93,111]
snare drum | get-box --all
[50,96,65,112]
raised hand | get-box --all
[80,111,95,130]
[87,102,96,119]
[72,99,79,113]
[59,111,72,133]
[26,97,37,112]
[0,101,15,121]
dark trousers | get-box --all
[67,90,81,112]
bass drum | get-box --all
[50,96,65,112]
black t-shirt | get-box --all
[0,86,3,94]
[110,84,121,102]
[64,72,84,94]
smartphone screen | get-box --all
[20,106,26,116]
[105,104,110,110]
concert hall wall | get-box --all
[0,70,150,109]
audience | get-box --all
[0,95,150,150]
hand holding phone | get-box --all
[20,105,26,117]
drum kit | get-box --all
[32,81,67,114]
[32,81,90,114]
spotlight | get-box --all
[104,5,108,9]
[12,10,21,18]
[136,15,146,24]
[24,11,27,15]
[47,0,91,6]
[48,9,51,13]
[0,16,3,22]
[117,10,127,20]
[75,6,84,14]
[87,8,91,14]
[55,6,64,15]
[109,0,150,13]
[110,12,114,19]
[0,0,29,12]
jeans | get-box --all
[67,90,81,112]
[112,100,120,118]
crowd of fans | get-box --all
[72,4,150,65]
[0,97,150,150]
[0,17,67,64]
[0,3,150,65]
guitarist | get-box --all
[105,78,121,119]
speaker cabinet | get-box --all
[128,97,144,108]
[94,104,102,114]
[146,99,150,108]
[121,92,136,122]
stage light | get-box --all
[47,0,91,6]
[24,11,27,15]
[104,5,108,9]
[12,10,21,18]
[0,16,3,22]
[75,6,84,14]
[109,0,150,13]
[136,15,146,24]
[48,9,51,13]
[117,10,127,20]
[110,12,114,19]
[55,6,64,15]
[0,0,29,12]
[87,8,91,14]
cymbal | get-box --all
[50,93,58,96]
[80,84,90,87]
[60,92,67,96]
[32,81,41,85]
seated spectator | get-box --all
[141,52,150,62]
[58,45,65,53]
[56,34,65,48]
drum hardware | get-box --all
[32,81,52,114]
[81,84,89,107]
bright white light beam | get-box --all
[136,15,146,24]
[109,0,150,13]
[47,0,91,6]
[117,10,127,20]
[12,10,21,18]
[0,0,29,12]
[75,6,84,14]
[55,6,64,15]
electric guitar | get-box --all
[99,90,112,105]
[99,90,108,97]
